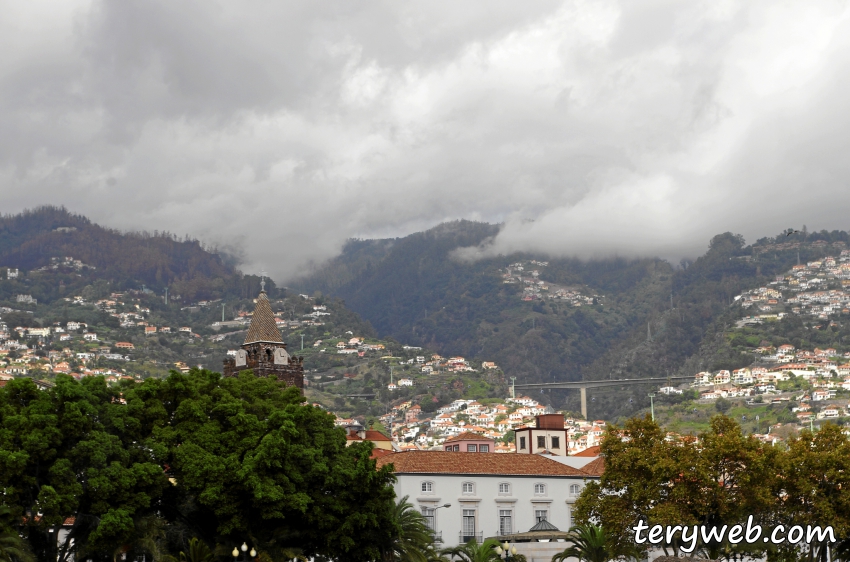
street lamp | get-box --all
[430,503,451,541]
[231,542,257,560]
[495,541,518,559]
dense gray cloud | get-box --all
[2,0,850,281]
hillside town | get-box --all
[500,260,600,305]
[333,393,608,455]
[735,247,850,322]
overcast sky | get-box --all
[3,1,850,281]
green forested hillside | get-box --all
[295,222,677,407]
[0,206,250,302]
[8,205,850,421]
[296,223,850,419]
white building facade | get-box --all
[376,451,601,548]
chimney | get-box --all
[535,414,565,429]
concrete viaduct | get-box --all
[513,376,695,419]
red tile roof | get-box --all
[370,448,394,460]
[573,445,600,457]
[375,451,591,477]
[364,430,392,442]
[580,457,605,476]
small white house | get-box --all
[659,386,683,395]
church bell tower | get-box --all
[222,284,304,390]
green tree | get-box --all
[381,496,442,562]
[0,375,169,562]
[127,369,398,562]
[178,538,213,562]
[781,425,850,562]
[575,415,781,559]
[573,416,676,551]
[0,505,34,562]
[439,538,501,562]
[552,524,634,562]
[0,370,401,561]
[694,416,783,560]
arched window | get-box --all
[533,483,546,496]
[462,482,475,495]
[498,482,511,495]
[570,483,582,496]
[421,481,434,494]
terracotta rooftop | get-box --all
[375,451,591,477]
[445,432,491,442]
[370,448,394,460]
[580,457,605,476]
[573,445,600,457]
[363,430,392,442]
[244,291,284,344]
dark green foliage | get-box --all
[439,538,502,562]
[294,221,674,410]
[715,397,732,413]
[0,370,398,561]
[0,206,241,302]
[178,537,214,562]
[576,416,850,562]
[381,496,443,562]
[552,524,635,562]
[0,375,169,561]
[0,505,34,562]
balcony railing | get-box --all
[459,531,483,544]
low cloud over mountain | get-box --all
[3,1,850,278]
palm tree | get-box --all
[129,514,173,562]
[552,524,634,562]
[383,496,442,562]
[439,538,502,562]
[179,538,214,562]
[0,505,34,562]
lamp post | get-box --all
[231,542,257,561]
[495,541,518,559]
[648,393,656,422]
[431,503,451,541]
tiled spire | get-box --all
[244,290,284,344]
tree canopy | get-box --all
[574,415,850,562]
[0,370,398,561]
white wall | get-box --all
[395,473,590,547]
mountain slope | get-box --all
[295,221,675,389]
[0,206,242,302]
[295,224,850,419]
